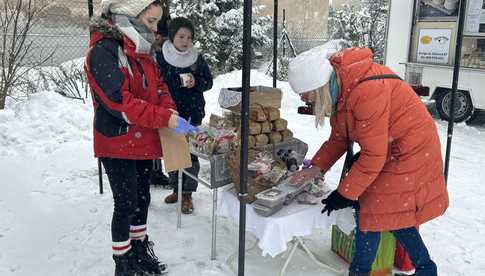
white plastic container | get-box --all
[432,0,445,6]
[444,0,459,11]
[253,202,284,217]
[254,188,287,208]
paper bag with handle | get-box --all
[158,128,192,172]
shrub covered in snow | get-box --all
[170,0,272,74]
[328,0,389,63]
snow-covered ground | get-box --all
[1,70,484,276]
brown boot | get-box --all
[164,192,178,204]
[182,193,194,214]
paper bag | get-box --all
[158,128,192,172]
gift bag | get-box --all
[331,225,396,276]
[394,240,415,272]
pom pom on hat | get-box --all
[288,40,348,94]
[101,0,157,18]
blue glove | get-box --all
[173,117,200,135]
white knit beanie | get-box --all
[101,0,156,18]
[288,40,348,94]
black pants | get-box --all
[168,154,200,193]
[101,158,152,242]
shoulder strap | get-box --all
[339,121,355,183]
[338,74,401,183]
[358,74,402,84]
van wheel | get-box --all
[435,89,474,122]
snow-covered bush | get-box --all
[328,0,389,63]
[41,62,87,103]
[170,0,272,74]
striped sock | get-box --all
[112,240,131,256]
[130,225,147,241]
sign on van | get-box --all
[417,28,452,65]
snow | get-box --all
[1,70,485,275]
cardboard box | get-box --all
[218,86,282,113]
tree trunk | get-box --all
[0,92,6,110]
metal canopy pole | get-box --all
[88,0,94,18]
[238,1,252,275]
[272,0,278,88]
[88,0,102,194]
[444,0,467,182]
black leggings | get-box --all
[101,158,152,242]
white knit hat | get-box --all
[288,41,345,94]
[101,0,156,18]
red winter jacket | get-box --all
[84,19,176,160]
[311,48,449,231]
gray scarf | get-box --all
[112,14,155,54]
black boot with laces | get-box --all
[131,236,168,275]
[113,248,146,276]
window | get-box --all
[461,36,485,69]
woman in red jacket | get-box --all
[85,0,198,275]
[289,46,449,276]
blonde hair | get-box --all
[313,84,333,128]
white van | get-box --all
[385,0,485,122]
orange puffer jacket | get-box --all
[311,48,449,231]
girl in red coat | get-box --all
[85,0,198,275]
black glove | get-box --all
[321,190,358,216]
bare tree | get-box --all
[42,62,88,103]
[0,0,53,109]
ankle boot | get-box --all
[131,236,168,275]
[348,271,370,276]
[113,249,145,276]
[164,192,178,204]
[182,193,194,214]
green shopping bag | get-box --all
[331,225,396,276]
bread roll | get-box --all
[255,134,269,146]
[260,121,272,134]
[263,107,280,121]
[269,131,282,144]
[280,129,293,141]
[249,135,256,148]
[249,121,262,135]
[249,107,267,122]
[272,118,288,131]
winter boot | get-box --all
[348,272,370,276]
[131,236,168,275]
[149,160,170,188]
[164,192,178,204]
[182,193,194,214]
[149,170,170,187]
[113,249,145,276]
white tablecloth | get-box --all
[217,186,355,257]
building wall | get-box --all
[255,0,329,37]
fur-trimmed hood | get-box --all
[89,15,155,55]
[89,16,123,41]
